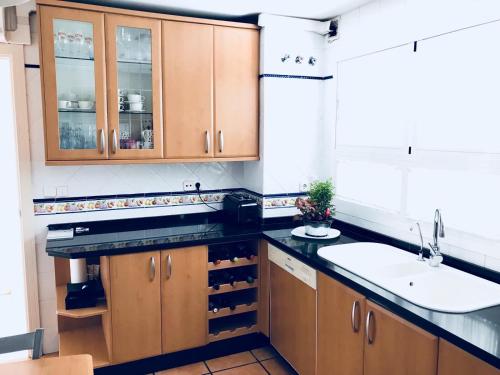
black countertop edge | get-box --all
[46,230,263,258]
[262,233,500,369]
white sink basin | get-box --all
[318,242,500,313]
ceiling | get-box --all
[75,0,372,21]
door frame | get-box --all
[0,43,40,332]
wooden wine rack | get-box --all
[207,240,260,341]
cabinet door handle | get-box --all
[149,256,156,281]
[112,129,117,154]
[205,130,210,153]
[219,130,224,153]
[366,310,375,344]
[166,254,172,279]
[351,300,361,332]
[99,129,105,154]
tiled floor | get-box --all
[155,346,297,375]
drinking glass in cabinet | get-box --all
[53,18,98,151]
[115,25,155,151]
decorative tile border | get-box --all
[33,189,307,216]
[33,192,227,215]
[259,73,333,80]
[263,196,302,209]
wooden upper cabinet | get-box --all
[438,340,499,375]
[317,273,366,375]
[163,21,214,158]
[40,3,259,164]
[105,14,163,159]
[161,246,208,353]
[40,6,108,161]
[110,251,161,363]
[363,301,438,375]
[214,27,259,158]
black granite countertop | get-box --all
[45,214,500,368]
[262,227,500,370]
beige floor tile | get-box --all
[156,361,209,375]
[261,358,296,375]
[215,363,267,374]
[251,346,277,361]
[206,351,256,372]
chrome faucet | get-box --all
[428,209,445,267]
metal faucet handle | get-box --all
[410,222,425,261]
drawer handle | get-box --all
[166,254,172,279]
[149,256,156,281]
[351,300,361,333]
[366,310,375,344]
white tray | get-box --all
[291,226,341,240]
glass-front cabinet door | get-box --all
[105,15,163,159]
[40,6,107,161]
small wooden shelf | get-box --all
[208,302,258,320]
[208,257,258,271]
[59,325,110,368]
[208,280,258,295]
[56,285,108,319]
[208,324,258,343]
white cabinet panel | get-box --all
[416,21,500,154]
[336,44,413,150]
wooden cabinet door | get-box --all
[110,251,161,363]
[317,273,365,375]
[214,27,259,158]
[163,21,214,159]
[40,6,108,161]
[105,14,163,159]
[438,340,499,375]
[161,246,208,353]
[270,262,316,375]
[364,301,438,375]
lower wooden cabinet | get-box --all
[316,272,438,375]
[161,246,208,353]
[317,273,366,375]
[438,339,500,375]
[364,301,438,375]
[110,251,162,363]
[270,262,316,375]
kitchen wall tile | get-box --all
[485,256,500,273]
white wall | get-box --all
[244,14,333,218]
[327,0,500,272]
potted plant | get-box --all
[295,179,335,237]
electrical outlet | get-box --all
[183,180,196,191]
[299,182,310,192]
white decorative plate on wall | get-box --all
[291,226,341,240]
